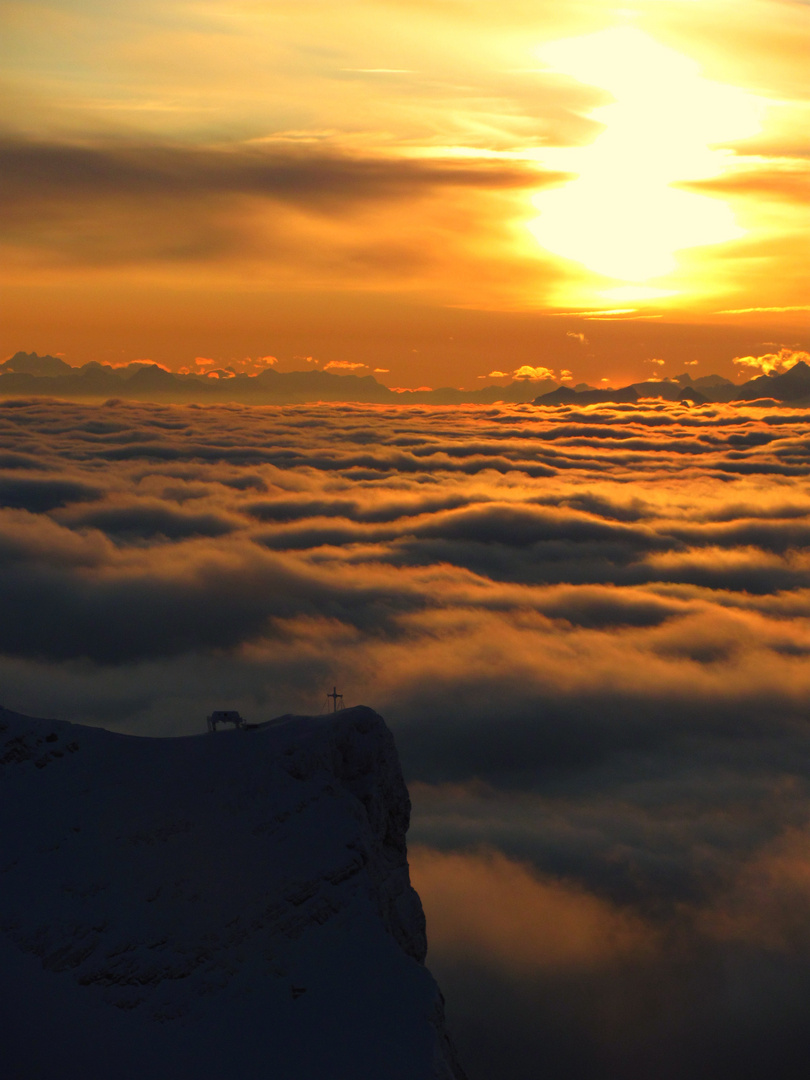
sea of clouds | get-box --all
[4,394,810,1078]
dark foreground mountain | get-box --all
[0,704,465,1080]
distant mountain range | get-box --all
[3,351,810,406]
[0,352,549,405]
[534,364,810,407]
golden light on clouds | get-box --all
[410,846,652,973]
[528,26,764,302]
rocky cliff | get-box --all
[0,704,466,1080]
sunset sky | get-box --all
[4,5,810,1077]
[2,0,807,387]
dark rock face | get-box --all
[0,704,465,1080]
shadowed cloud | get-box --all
[66,503,238,542]
[0,475,103,512]
[0,138,552,206]
[3,395,810,1078]
[0,137,569,267]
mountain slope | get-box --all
[0,350,74,376]
[734,360,810,402]
[0,704,465,1080]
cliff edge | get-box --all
[0,704,466,1080]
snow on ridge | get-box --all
[0,704,466,1080]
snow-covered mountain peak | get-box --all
[0,704,465,1079]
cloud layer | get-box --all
[4,394,810,1076]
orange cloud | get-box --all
[512,365,555,381]
[732,346,810,376]
[683,166,810,205]
[699,827,810,954]
[410,846,653,973]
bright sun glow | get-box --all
[528,27,763,292]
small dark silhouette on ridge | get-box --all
[206,710,245,732]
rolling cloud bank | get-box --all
[4,394,810,1077]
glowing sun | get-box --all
[528,26,762,297]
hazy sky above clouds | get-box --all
[1,0,807,385]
